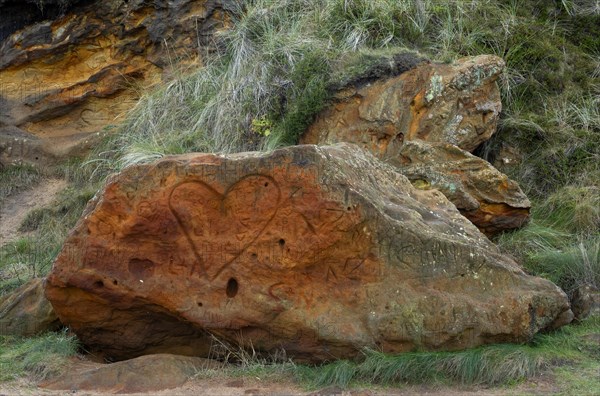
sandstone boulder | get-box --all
[301,54,530,234]
[41,354,222,393]
[46,144,571,362]
[302,55,504,153]
[0,278,60,336]
[396,140,531,236]
[0,0,232,166]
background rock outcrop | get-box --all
[303,55,504,153]
[46,143,571,362]
[0,278,61,336]
[0,0,233,166]
[302,55,530,235]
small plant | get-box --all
[251,116,273,137]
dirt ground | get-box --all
[0,376,562,396]
[0,178,67,245]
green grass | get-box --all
[196,318,599,392]
[295,345,547,388]
[0,330,79,382]
[304,318,598,389]
[0,165,43,203]
[497,185,599,299]
[0,161,99,295]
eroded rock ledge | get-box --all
[46,143,571,362]
[0,0,233,166]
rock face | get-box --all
[46,143,572,362]
[301,55,530,234]
[0,0,233,167]
[0,278,61,336]
[397,140,531,236]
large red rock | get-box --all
[45,144,571,362]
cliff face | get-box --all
[0,1,82,43]
[0,0,233,166]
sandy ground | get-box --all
[0,179,67,245]
[0,377,562,396]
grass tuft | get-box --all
[293,317,599,390]
[0,165,42,202]
[0,330,79,382]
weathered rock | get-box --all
[0,126,102,167]
[302,55,505,153]
[301,54,529,234]
[46,143,572,362]
[571,284,600,320]
[396,140,531,236]
[41,354,222,393]
[0,278,61,336]
[0,0,233,166]
[0,1,80,44]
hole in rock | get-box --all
[226,278,238,298]
[197,302,203,307]
[278,238,285,247]
[347,206,352,211]
[264,182,269,187]
[113,280,118,285]
[128,258,155,278]
[94,280,104,288]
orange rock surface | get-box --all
[302,55,530,234]
[303,55,504,153]
[397,140,531,236]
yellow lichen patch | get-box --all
[412,179,431,190]
[407,89,427,141]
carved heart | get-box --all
[168,175,280,280]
